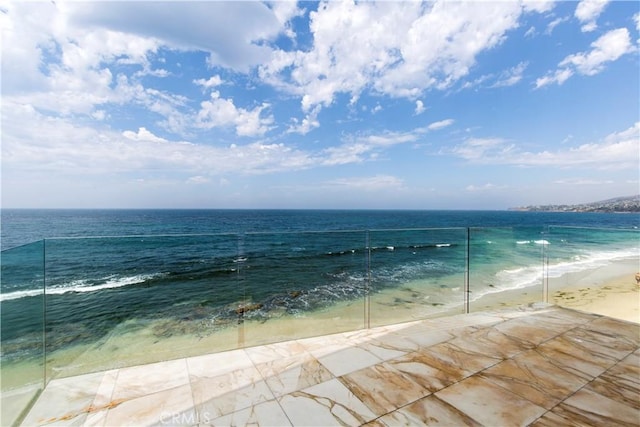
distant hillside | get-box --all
[510,195,640,213]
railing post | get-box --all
[236,233,246,347]
[465,227,470,314]
[543,226,549,303]
[365,230,371,329]
[43,239,47,387]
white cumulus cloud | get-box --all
[260,0,544,127]
[194,75,223,90]
[122,127,169,143]
[196,92,274,137]
[575,0,609,32]
[451,122,640,170]
[428,119,455,131]
[535,28,632,88]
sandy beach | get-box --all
[3,257,638,391]
[472,257,640,323]
[549,268,639,323]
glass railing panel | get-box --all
[42,234,242,380]
[239,231,368,346]
[468,227,547,312]
[546,226,639,318]
[1,240,45,427]
[368,228,467,327]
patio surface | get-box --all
[18,303,640,426]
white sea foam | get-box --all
[468,246,639,303]
[0,273,163,302]
[0,289,44,301]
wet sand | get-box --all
[548,259,639,323]
[471,257,639,323]
[3,257,638,391]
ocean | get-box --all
[1,209,639,384]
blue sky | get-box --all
[2,0,638,209]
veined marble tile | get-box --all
[83,409,108,427]
[393,328,453,349]
[528,306,596,327]
[360,419,387,427]
[380,319,423,333]
[369,331,422,352]
[278,378,376,427]
[89,369,119,410]
[424,340,502,375]
[528,410,575,427]
[377,395,482,427]
[415,312,503,332]
[586,353,640,410]
[204,399,291,427]
[297,335,353,357]
[339,362,429,416]
[81,369,120,427]
[387,347,472,393]
[448,324,531,359]
[191,366,274,419]
[103,384,196,427]
[244,340,308,365]
[435,375,547,427]
[493,315,569,347]
[585,376,640,410]
[587,316,640,345]
[312,345,383,377]
[357,336,411,361]
[562,325,637,360]
[20,371,105,426]
[536,333,620,379]
[338,326,392,344]
[602,351,640,389]
[545,306,600,323]
[186,349,255,379]
[111,359,190,402]
[253,354,334,397]
[479,349,589,409]
[540,387,640,427]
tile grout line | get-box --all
[361,393,487,427]
[505,316,639,426]
[88,367,121,427]
[182,356,201,426]
[384,313,590,426]
[242,346,297,427]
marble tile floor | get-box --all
[17,304,640,426]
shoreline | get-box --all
[471,257,639,323]
[2,258,639,391]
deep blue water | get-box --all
[1,209,639,361]
[3,209,639,250]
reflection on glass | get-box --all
[42,234,242,380]
[368,228,468,327]
[546,226,639,313]
[241,231,368,345]
[468,227,547,312]
[5,225,633,404]
[1,240,45,427]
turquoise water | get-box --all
[1,210,638,366]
